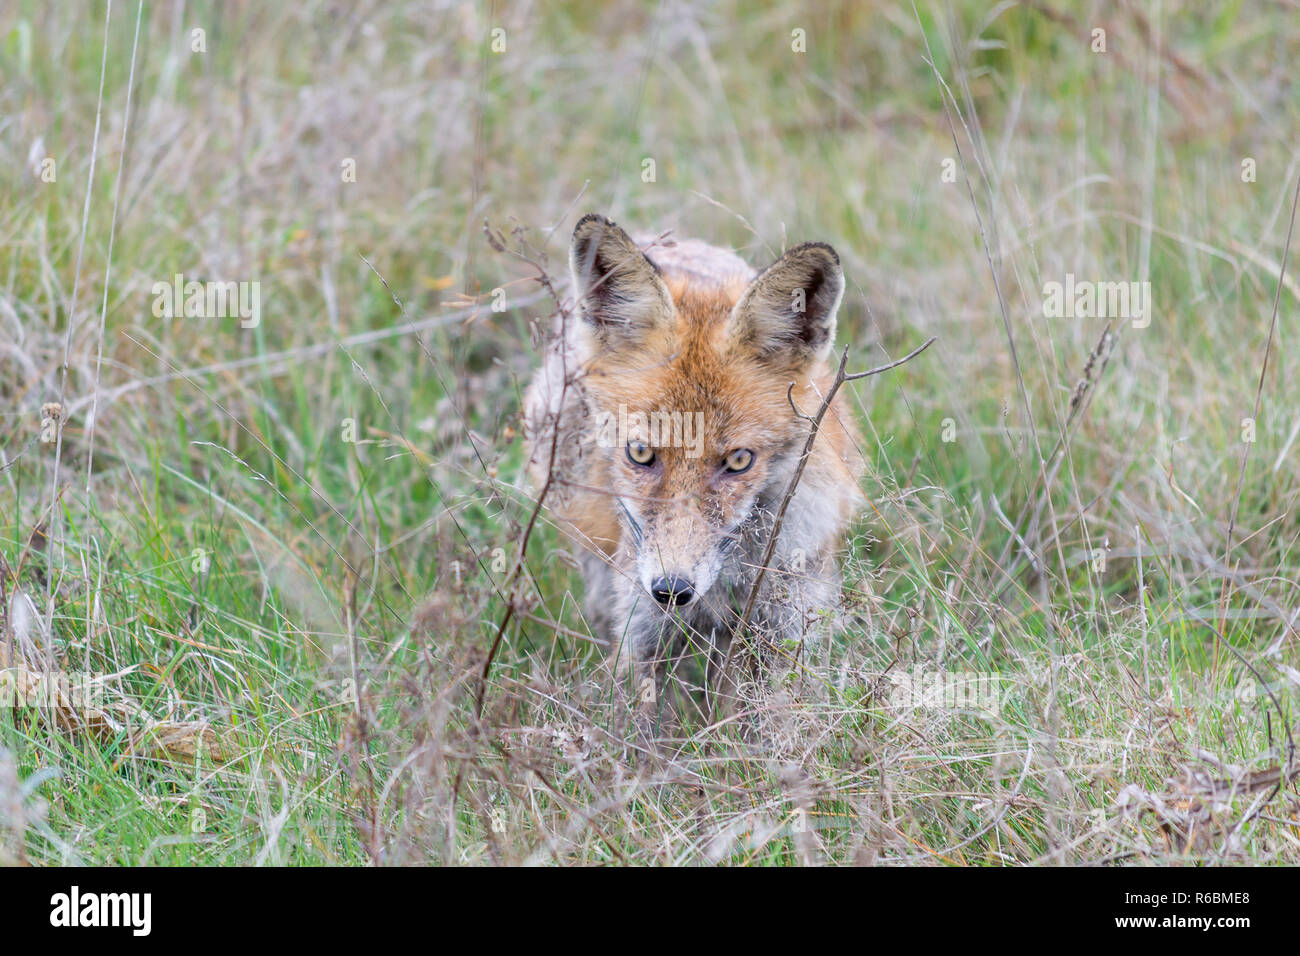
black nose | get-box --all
[650,575,695,607]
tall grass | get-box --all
[1,0,1297,864]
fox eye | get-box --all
[626,440,656,467]
[722,448,754,473]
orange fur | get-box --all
[524,215,865,696]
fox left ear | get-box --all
[727,242,844,368]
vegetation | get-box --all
[1,0,1298,864]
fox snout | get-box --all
[649,574,695,608]
[632,506,732,611]
[640,562,711,610]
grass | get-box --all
[1,0,1298,865]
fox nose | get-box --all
[650,575,695,608]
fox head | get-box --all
[569,214,848,610]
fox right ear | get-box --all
[570,214,674,347]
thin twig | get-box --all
[451,223,578,848]
[473,223,576,718]
[733,337,937,641]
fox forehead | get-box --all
[585,289,804,451]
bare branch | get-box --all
[732,336,937,644]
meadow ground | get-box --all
[1,0,1299,865]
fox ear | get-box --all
[727,242,844,368]
[570,214,674,347]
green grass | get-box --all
[1,0,1298,865]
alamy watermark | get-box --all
[594,404,705,458]
[0,670,107,710]
[887,665,1009,718]
[1042,273,1150,328]
[151,273,260,328]
[50,886,151,936]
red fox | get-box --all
[524,214,864,708]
